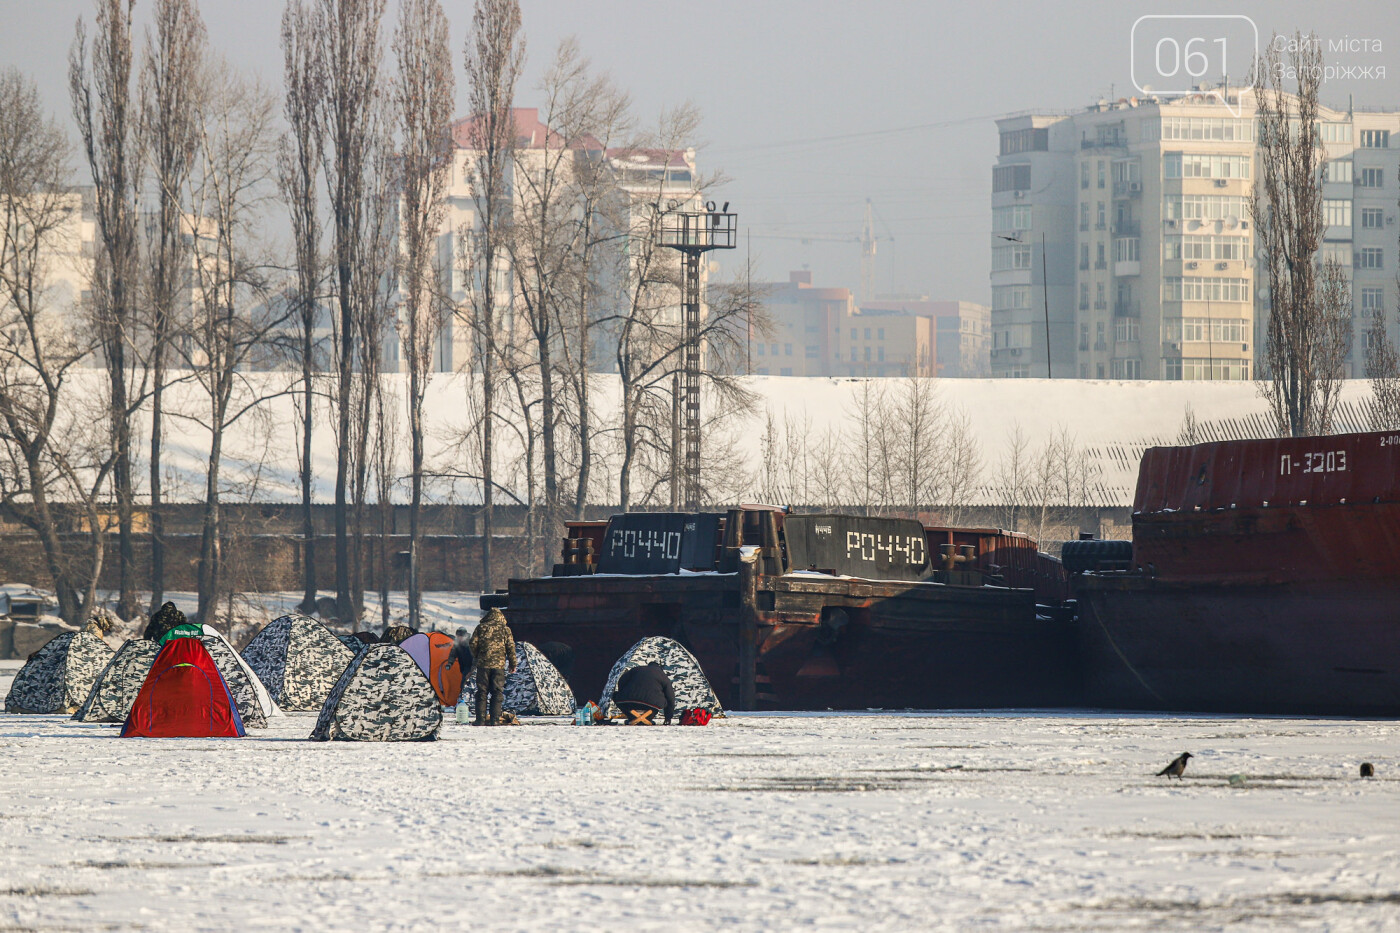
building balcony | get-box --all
[1113,181,1143,199]
[1113,221,1140,237]
[1114,299,1140,317]
[1114,260,1141,277]
[1094,260,1107,270]
[1093,300,1107,310]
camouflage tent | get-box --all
[5,631,116,714]
[464,641,575,716]
[73,638,162,723]
[311,644,441,742]
[242,613,354,711]
[599,637,724,718]
[200,626,278,721]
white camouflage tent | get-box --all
[242,613,354,711]
[5,631,115,714]
[311,645,441,742]
[73,639,161,723]
[599,637,724,718]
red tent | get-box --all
[121,637,246,738]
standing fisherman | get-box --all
[468,609,516,726]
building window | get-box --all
[1114,237,1140,262]
[1163,194,1252,220]
[1164,152,1252,179]
[784,343,792,356]
[992,205,1033,231]
[850,348,857,361]
[1111,358,1141,379]
[863,328,871,340]
[1081,163,1089,189]
[1080,363,1089,378]
[1360,288,1385,317]
[1159,116,1254,142]
[1095,282,1106,309]
[1162,277,1251,302]
[1080,244,1089,270]
[1096,202,1106,228]
[1323,200,1352,227]
[1079,283,1089,310]
[1097,161,1106,188]
[1356,248,1384,270]
[863,347,871,361]
[1096,363,1105,379]
[1000,127,1049,155]
[850,328,857,340]
[770,343,778,355]
[1095,321,1106,349]
[877,328,885,340]
[1360,129,1391,149]
[1361,208,1384,229]
[877,347,885,362]
[1114,317,1140,343]
[1079,323,1089,351]
[780,367,792,376]
[1324,160,1353,183]
[1319,122,1353,144]
[805,345,819,358]
[757,343,765,356]
[1163,358,1250,380]
[1359,168,1385,188]
[992,164,1032,192]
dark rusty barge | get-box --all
[1069,429,1400,716]
[486,507,1076,710]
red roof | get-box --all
[450,107,595,151]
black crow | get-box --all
[1157,752,1193,779]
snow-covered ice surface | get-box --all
[4,659,1400,931]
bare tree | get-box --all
[278,0,325,615]
[1252,32,1349,437]
[392,0,453,628]
[0,68,115,623]
[139,0,206,613]
[70,0,144,621]
[316,0,387,622]
[459,0,524,588]
[993,423,1033,533]
[178,64,286,624]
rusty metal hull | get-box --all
[500,573,1079,710]
[1075,573,1400,715]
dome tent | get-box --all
[5,630,116,714]
[599,637,724,719]
[241,613,355,711]
[200,625,279,721]
[464,641,575,716]
[122,638,245,738]
[73,638,162,723]
[311,644,441,742]
[399,631,464,706]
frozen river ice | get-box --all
[3,660,1400,931]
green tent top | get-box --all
[158,623,204,644]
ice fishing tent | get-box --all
[310,644,441,741]
[121,638,245,738]
[197,629,270,729]
[242,613,355,711]
[599,637,724,718]
[5,630,116,714]
[400,632,463,706]
[73,638,162,722]
[463,641,575,716]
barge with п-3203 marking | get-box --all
[483,506,1076,711]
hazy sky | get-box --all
[4,0,1398,303]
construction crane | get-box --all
[749,199,893,303]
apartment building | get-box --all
[991,88,1400,379]
[402,108,701,376]
[756,272,991,377]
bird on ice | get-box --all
[1157,752,1193,779]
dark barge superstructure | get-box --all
[1068,429,1400,716]
[487,507,1076,711]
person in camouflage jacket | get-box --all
[468,609,517,725]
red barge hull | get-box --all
[1071,432,1400,716]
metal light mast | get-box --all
[658,201,737,510]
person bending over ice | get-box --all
[615,662,676,725]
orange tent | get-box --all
[400,632,463,706]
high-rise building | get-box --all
[991,88,1400,379]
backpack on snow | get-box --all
[678,707,711,726]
